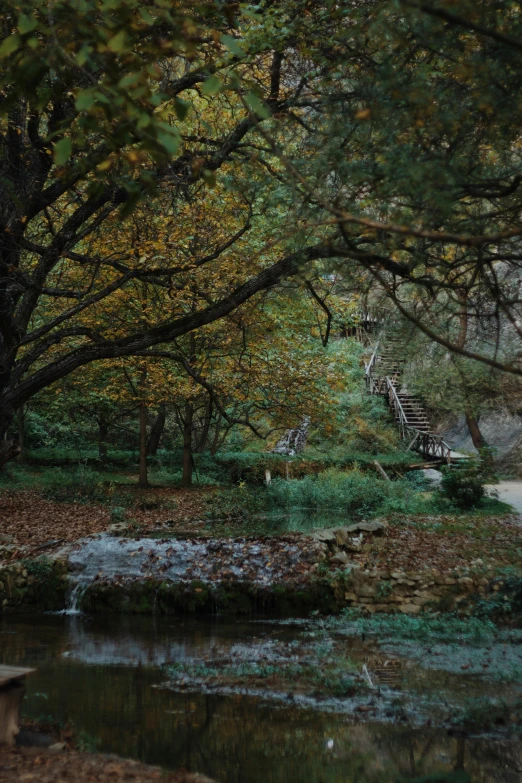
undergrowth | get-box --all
[264,467,428,516]
[326,609,498,644]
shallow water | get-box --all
[1,614,522,782]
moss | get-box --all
[0,560,67,613]
[75,576,341,617]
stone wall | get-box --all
[335,565,504,614]
[0,558,516,618]
[0,560,68,613]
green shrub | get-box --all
[264,467,421,516]
[439,465,485,509]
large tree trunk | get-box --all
[146,404,166,456]
[0,440,21,471]
[98,417,108,464]
[465,411,487,451]
[181,402,193,488]
[138,403,149,489]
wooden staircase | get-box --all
[365,338,453,463]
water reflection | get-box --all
[0,614,520,783]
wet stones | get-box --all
[0,560,67,613]
[311,520,387,562]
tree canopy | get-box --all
[2,0,522,465]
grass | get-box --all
[326,609,498,644]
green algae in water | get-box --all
[327,609,498,644]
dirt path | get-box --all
[489,481,522,517]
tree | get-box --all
[235,0,522,374]
[0,0,348,466]
[5,0,522,473]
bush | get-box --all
[439,464,485,509]
[264,467,422,516]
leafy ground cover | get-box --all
[0,475,520,575]
[0,747,215,782]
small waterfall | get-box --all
[64,580,88,615]
[61,533,308,596]
[272,417,310,456]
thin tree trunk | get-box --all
[16,406,24,463]
[98,417,108,464]
[194,398,212,453]
[181,402,193,487]
[209,413,222,456]
[465,412,486,451]
[465,411,494,469]
[146,404,166,456]
[138,403,149,488]
[456,293,490,459]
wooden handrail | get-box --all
[364,341,380,377]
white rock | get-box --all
[420,469,443,486]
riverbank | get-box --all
[1,487,521,619]
[0,746,216,782]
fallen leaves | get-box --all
[0,491,110,561]
[0,748,216,782]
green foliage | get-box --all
[0,0,233,179]
[20,558,53,580]
[329,609,497,645]
[265,467,423,516]
[76,729,101,753]
[439,465,486,510]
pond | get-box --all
[1,613,521,783]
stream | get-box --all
[1,613,522,782]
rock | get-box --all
[356,584,377,598]
[48,742,66,753]
[344,592,358,602]
[330,551,350,565]
[108,522,128,533]
[344,521,387,535]
[399,603,422,614]
[419,468,443,486]
[334,528,349,547]
[310,529,337,544]
[434,575,457,585]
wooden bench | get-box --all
[0,665,36,745]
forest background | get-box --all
[2,0,522,508]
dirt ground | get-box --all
[0,747,215,782]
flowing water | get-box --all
[1,613,522,782]
[68,534,311,585]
